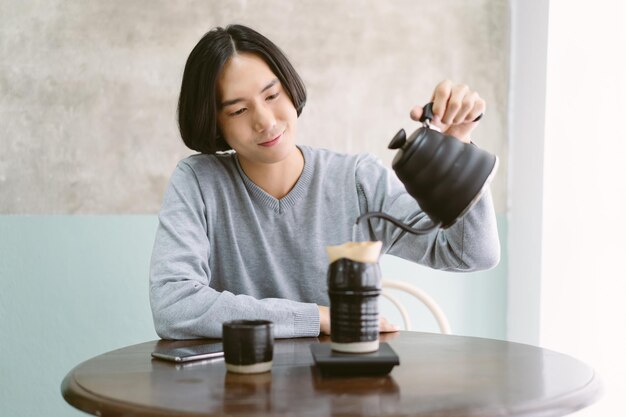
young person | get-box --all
[149,24,500,339]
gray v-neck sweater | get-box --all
[149,145,500,339]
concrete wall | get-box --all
[1,0,509,214]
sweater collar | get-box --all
[234,145,314,214]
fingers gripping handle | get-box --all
[419,102,483,127]
[387,102,484,151]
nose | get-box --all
[252,103,276,133]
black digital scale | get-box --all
[310,342,400,376]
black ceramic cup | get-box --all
[328,258,382,353]
[222,320,274,374]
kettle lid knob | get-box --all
[388,129,406,150]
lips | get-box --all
[258,132,283,147]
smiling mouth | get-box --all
[258,132,283,147]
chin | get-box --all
[265,146,294,164]
[265,136,296,162]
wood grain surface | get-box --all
[61,331,601,416]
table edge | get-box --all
[61,364,204,417]
[60,335,604,417]
[503,369,603,417]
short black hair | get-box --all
[177,24,307,154]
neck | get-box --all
[238,147,304,199]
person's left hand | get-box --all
[409,80,486,143]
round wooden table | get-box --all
[61,332,601,416]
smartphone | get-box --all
[151,342,224,363]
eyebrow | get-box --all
[220,79,279,108]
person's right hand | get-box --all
[318,305,398,335]
[379,316,399,333]
[409,79,486,144]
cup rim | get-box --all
[223,320,274,329]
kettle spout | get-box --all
[354,211,439,240]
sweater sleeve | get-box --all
[355,153,500,271]
[149,162,320,340]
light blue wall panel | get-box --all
[0,214,506,416]
[0,215,159,417]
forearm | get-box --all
[150,280,320,339]
[434,188,500,271]
[384,188,500,271]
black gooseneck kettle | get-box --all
[355,103,498,235]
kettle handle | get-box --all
[419,102,436,124]
[419,102,483,126]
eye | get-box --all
[228,107,247,117]
[266,92,280,101]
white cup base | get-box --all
[225,360,272,374]
[331,340,379,353]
